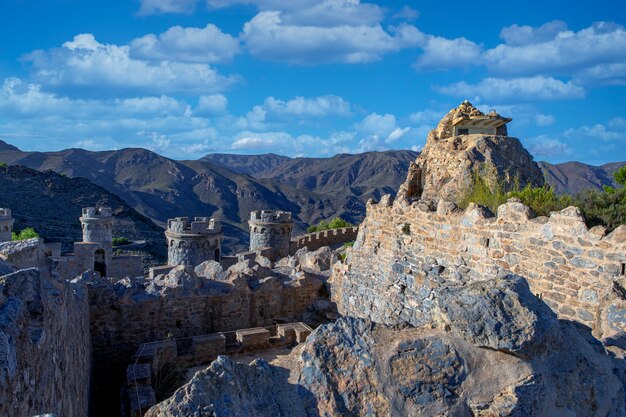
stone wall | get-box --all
[290,227,358,255]
[87,267,324,416]
[0,268,91,417]
[332,195,626,341]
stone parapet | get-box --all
[290,227,358,255]
[333,196,626,343]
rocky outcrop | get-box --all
[0,267,91,417]
[146,273,625,417]
[399,101,544,203]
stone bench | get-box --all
[236,327,270,350]
[193,333,226,363]
[277,322,312,344]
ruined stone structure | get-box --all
[166,216,223,266]
[249,210,294,260]
[53,207,143,280]
[0,208,14,242]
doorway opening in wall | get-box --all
[94,249,107,277]
[214,248,221,261]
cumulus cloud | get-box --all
[356,113,398,137]
[499,20,568,46]
[535,113,556,127]
[393,6,419,21]
[263,95,351,117]
[414,36,481,70]
[241,12,423,64]
[207,0,385,26]
[130,24,240,63]
[197,94,228,115]
[565,123,624,142]
[484,22,626,82]
[25,34,238,95]
[528,135,572,157]
[137,0,198,15]
[436,76,585,102]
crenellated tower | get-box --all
[165,217,223,266]
[248,210,294,261]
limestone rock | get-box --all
[162,266,201,290]
[292,246,338,272]
[399,101,544,204]
[145,356,317,417]
[194,260,225,280]
[434,275,558,357]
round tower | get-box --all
[165,217,223,267]
[0,208,15,242]
[248,210,294,260]
[80,207,113,243]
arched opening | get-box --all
[214,248,221,261]
[94,249,107,277]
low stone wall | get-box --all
[0,268,91,417]
[290,227,358,255]
[0,238,46,270]
[332,195,626,341]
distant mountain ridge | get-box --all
[0,139,623,252]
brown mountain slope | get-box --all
[0,164,165,254]
[539,161,624,194]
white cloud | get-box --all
[263,95,351,117]
[387,126,411,142]
[484,22,626,82]
[241,11,423,64]
[130,24,240,63]
[499,20,568,46]
[139,131,172,152]
[565,123,624,142]
[207,0,385,26]
[528,135,572,157]
[25,34,237,95]
[414,36,481,70]
[137,0,198,15]
[197,94,228,115]
[356,113,397,137]
[436,76,585,102]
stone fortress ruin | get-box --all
[1,101,625,417]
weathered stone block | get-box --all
[236,328,270,350]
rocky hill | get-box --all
[539,160,623,194]
[0,164,165,255]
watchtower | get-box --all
[75,207,113,277]
[0,208,14,242]
[248,210,294,261]
[165,217,223,267]
[80,207,113,243]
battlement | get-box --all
[249,210,293,224]
[0,208,12,219]
[167,216,221,235]
[81,207,112,219]
[335,194,626,342]
[290,227,358,255]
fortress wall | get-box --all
[0,268,91,417]
[332,195,626,340]
[87,273,323,413]
[290,227,359,255]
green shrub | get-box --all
[12,227,39,241]
[307,217,353,233]
[574,187,626,231]
[112,237,132,246]
[614,165,626,187]
[460,172,626,232]
[0,162,7,167]
[342,241,354,248]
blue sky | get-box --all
[0,0,625,165]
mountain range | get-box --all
[0,139,623,253]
